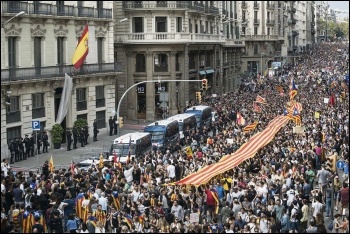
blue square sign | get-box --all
[32,121,40,131]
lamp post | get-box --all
[260,53,264,76]
[1,11,25,28]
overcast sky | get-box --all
[328,1,349,16]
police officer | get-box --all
[42,131,49,153]
[66,129,72,151]
[23,134,31,159]
[84,125,89,145]
[72,127,78,149]
[93,119,98,141]
[14,139,19,162]
[36,132,42,154]
[80,128,85,147]
[8,140,16,164]
[18,138,24,161]
[113,115,118,135]
[109,116,114,136]
[30,134,35,157]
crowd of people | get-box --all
[1,41,349,233]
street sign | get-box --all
[336,160,345,170]
[32,121,40,131]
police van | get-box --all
[185,105,213,129]
[167,113,196,139]
[109,132,152,164]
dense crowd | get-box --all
[1,41,349,233]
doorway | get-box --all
[54,87,66,143]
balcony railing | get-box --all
[96,98,105,108]
[241,35,279,41]
[266,19,275,25]
[1,63,122,83]
[32,107,45,119]
[224,39,245,47]
[135,64,146,72]
[206,6,219,14]
[1,1,112,19]
[242,2,247,8]
[266,3,274,10]
[253,3,260,9]
[122,1,190,9]
[291,7,297,13]
[77,101,87,111]
[288,18,297,24]
[6,111,21,124]
[156,1,167,7]
[117,33,226,44]
[154,64,168,72]
[253,19,260,24]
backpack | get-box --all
[87,220,95,233]
[328,220,333,231]
[295,208,302,220]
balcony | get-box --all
[156,1,168,7]
[207,6,219,15]
[223,39,245,47]
[1,1,112,19]
[123,1,191,10]
[311,29,316,34]
[32,107,45,119]
[266,19,275,25]
[241,2,247,9]
[77,101,87,111]
[253,19,260,25]
[1,63,122,83]
[116,33,226,45]
[6,111,21,124]
[253,3,260,9]
[241,35,279,41]
[266,3,274,10]
[154,64,168,72]
[292,30,299,36]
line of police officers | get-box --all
[65,125,90,151]
[8,131,49,164]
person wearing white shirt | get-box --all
[98,192,108,212]
[131,187,141,203]
[124,166,134,183]
[311,197,324,218]
[1,180,6,194]
[166,163,176,180]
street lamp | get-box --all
[260,53,264,76]
[1,11,26,28]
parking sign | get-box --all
[32,121,40,131]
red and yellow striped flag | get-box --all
[253,101,262,113]
[72,24,89,69]
[289,89,298,100]
[276,85,284,93]
[49,156,54,172]
[256,95,267,105]
[243,121,258,133]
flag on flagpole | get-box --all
[70,160,75,176]
[289,89,298,100]
[186,146,193,157]
[256,95,267,105]
[99,153,104,169]
[243,121,258,133]
[72,24,89,69]
[126,137,131,165]
[49,156,54,172]
[253,101,262,113]
[236,112,246,126]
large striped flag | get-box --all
[290,100,302,112]
[256,95,267,105]
[75,192,85,219]
[49,156,54,172]
[32,210,47,233]
[138,215,145,227]
[236,112,246,126]
[126,137,131,165]
[253,101,262,113]
[112,191,121,211]
[243,121,258,133]
[210,189,219,214]
[22,210,33,233]
[123,214,133,229]
[72,24,89,69]
[286,108,301,125]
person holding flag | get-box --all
[49,156,54,173]
[112,191,121,211]
[99,153,104,169]
[113,150,122,169]
[126,137,131,165]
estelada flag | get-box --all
[72,24,89,69]
[256,95,267,105]
[49,156,54,172]
[99,153,104,168]
[243,121,258,133]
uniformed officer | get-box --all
[84,125,89,145]
[113,115,118,135]
[9,140,16,164]
[14,139,19,162]
[80,129,85,147]
[29,134,35,157]
[66,129,72,151]
[18,138,24,161]
[72,127,78,149]
[23,134,30,159]
[109,116,114,136]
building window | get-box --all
[154,53,168,72]
[77,114,87,121]
[76,88,87,111]
[254,44,258,55]
[177,17,182,32]
[155,17,167,32]
[32,93,45,118]
[97,38,104,65]
[267,28,270,35]
[242,27,246,35]
[57,1,65,15]
[7,126,21,145]
[135,53,146,72]
[34,37,42,76]
[254,11,258,20]
[6,96,21,124]
[254,27,258,35]
[96,110,106,129]
[132,17,144,33]
[57,37,65,66]
[95,86,105,108]
[8,37,17,69]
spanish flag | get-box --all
[49,156,54,172]
[72,24,89,69]
[243,121,258,133]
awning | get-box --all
[205,69,215,74]
[199,70,206,75]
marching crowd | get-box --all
[1,41,349,233]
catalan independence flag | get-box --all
[123,214,133,229]
[75,192,85,219]
[289,78,298,100]
[72,24,89,69]
[186,146,193,157]
[256,95,267,105]
[22,210,33,234]
[112,191,121,211]
[243,121,258,133]
[49,155,54,172]
[32,210,47,233]
[210,189,219,214]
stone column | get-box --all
[126,52,136,119]
[146,51,155,121]
[169,51,177,115]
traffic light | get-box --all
[202,79,208,90]
[119,117,124,128]
[196,92,202,103]
[326,154,337,172]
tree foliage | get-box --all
[318,19,349,39]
